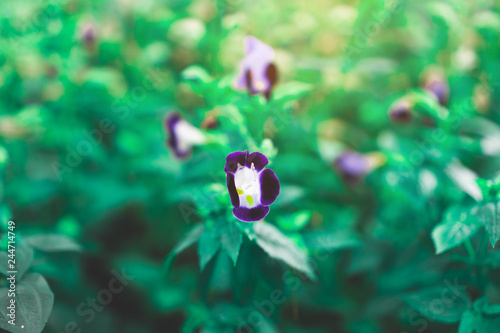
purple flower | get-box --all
[424,77,449,106]
[225,151,280,222]
[81,23,96,45]
[334,151,370,183]
[234,36,278,100]
[165,112,206,159]
[388,99,412,123]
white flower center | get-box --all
[174,120,206,154]
[233,163,261,208]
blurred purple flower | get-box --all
[424,77,449,106]
[235,36,278,100]
[81,23,96,44]
[334,151,370,183]
[388,99,412,124]
[165,112,206,159]
[225,151,280,222]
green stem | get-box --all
[464,238,476,263]
[479,230,489,259]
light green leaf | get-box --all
[253,221,315,280]
[272,81,313,103]
[458,310,478,333]
[0,273,54,333]
[24,234,81,252]
[459,297,500,333]
[445,161,483,202]
[277,210,312,232]
[0,202,12,232]
[432,205,482,254]
[477,201,500,247]
[303,231,361,251]
[181,65,212,84]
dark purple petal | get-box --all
[260,169,280,206]
[165,113,190,158]
[224,151,247,173]
[233,205,270,222]
[226,173,240,208]
[389,103,412,123]
[246,152,268,171]
[264,63,278,100]
[266,63,278,86]
[245,69,257,95]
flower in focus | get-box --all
[234,36,278,100]
[225,151,280,222]
[388,98,412,123]
[423,74,449,106]
[334,151,385,183]
[165,112,206,159]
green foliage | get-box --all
[432,205,482,254]
[2,0,500,332]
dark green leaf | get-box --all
[220,221,242,266]
[163,225,204,274]
[198,228,220,271]
[403,286,470,323]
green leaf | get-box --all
[181,65,212,84]
[162,225,204,274]
[303,231,361,250]
[253,221,316,280]
[458,310,479,333]
[24,234,81,252]
[403,285,470,323]
[0,236,34,279]
[432,205,482,254]
[459,297,500,333]
[445,161,483,202]
[276,210,312,232]
[220,221,242,266]
[0,273,54,333]
[272,81,313,103]
[477,201,500,247]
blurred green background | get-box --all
[2,0,500,332]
